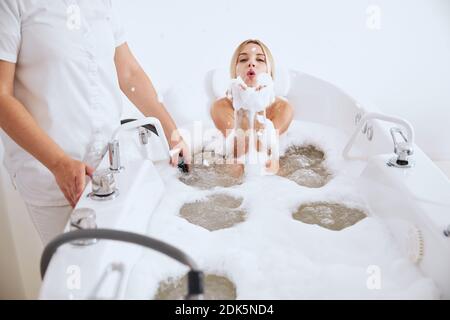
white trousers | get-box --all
[26,204,73,246]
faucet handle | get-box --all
[390,127,414,156]
[92,169,117,197]
[89,169,119,201]
[396,142,414,157]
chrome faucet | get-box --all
[343,111,415,169]
[388,127,414,168]
[444,225,450,237]
[86,117,173,202]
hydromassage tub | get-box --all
[39,69,450,299]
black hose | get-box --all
[40,229,204,297]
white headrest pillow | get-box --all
[211,66,291,100]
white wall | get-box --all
[115,0,450,160]
[0,144,42,299]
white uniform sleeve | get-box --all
[0,0,21,63]
[108,0,126,47]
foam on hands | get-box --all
[230,73,275,112]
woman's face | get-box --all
[235,43,268,87]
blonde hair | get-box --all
[230,39,275,80]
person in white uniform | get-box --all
[0,0,190,245]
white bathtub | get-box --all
[39,70,450,299]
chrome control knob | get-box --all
[92,169,116,196]
[89,169,119,201]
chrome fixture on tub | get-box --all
[41,229,205,300]
[88,169,119,201]
[108,117,170,172]
[387,127,414,168]
[69,208,98,246]
[444,225,450,237]
[87,117,171,202]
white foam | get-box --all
[125,119,440,299]
[226,73,277,175]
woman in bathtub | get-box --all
[210,39,294,172]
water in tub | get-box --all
[126,121,439,299]
[123,116,439,299]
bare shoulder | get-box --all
[274,97,292,108]
[267,97,293,114]
[212,97,233,110]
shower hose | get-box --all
[40,228,204,299]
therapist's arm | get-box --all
[114,43,191,168]
[0,60,93,207]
